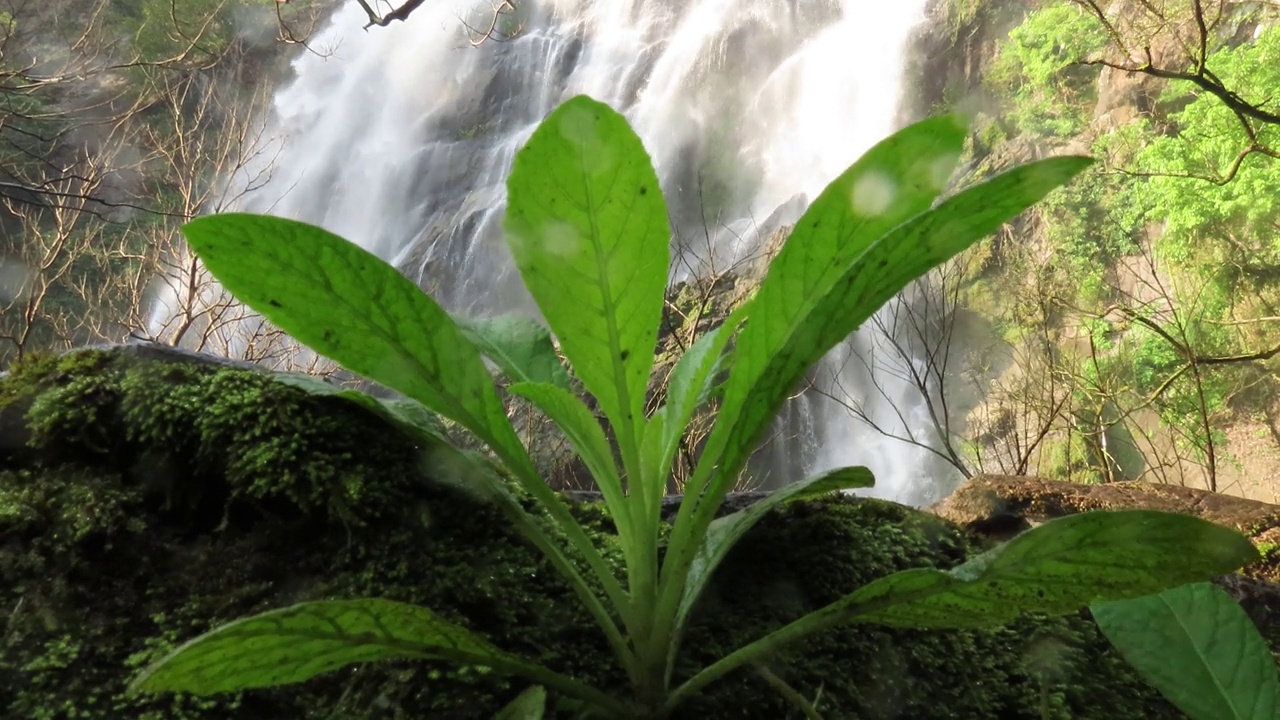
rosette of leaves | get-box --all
[130,96,1267,719]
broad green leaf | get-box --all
[1093,583,1280,720]
[459,314,570,389]
[504,95,670,447]
[659,115,968,659]
[133,599,538,695]
[185,215,629,630]
[670,511,1259,707]
[184,214,630,671]
[133,599,623,712]
[272,372,447,443]
[674,467,875,633]
[181,214,530,471]
[842,510,1257,627]
[508,381,626,526]
[496,685,547,720]
[704,115,967,481]
[714,156,1094,494]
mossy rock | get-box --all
[0,346,1193,718]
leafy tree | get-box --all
[963,0,1280,492]
[988,3,1109,137]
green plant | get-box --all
[130,96,1264,718]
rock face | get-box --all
[934,474,1280,651]
[934,473,1280,582]
[934,474,1280,542]
[0,345,1268,718]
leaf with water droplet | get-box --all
[504,95,669,447]
[715,154,1091,495]
[658,115,970,639]
[679,114,966,506]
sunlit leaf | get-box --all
[703,115,968,486]
[714,155,1093,491]
[504,95,669,444]
[181,214,530,471]
[1093,582,1280,720]
[659,115,969,671]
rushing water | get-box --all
[175,0,960,505]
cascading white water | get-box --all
[187,0,961,506]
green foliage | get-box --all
[1035,165,1140,300]
[926,0,1280,493]
[1093,583,1280,719]
[1134,25,1280,276]
[1,347,582,718]
[132,599,620,708]
[839,511,1253,627]
[989,3,1109,137]
[943,0,984,40]
[1121,323,1233,462]
[111,0,247,62]
[458,315,571,389]
[6,349,423,524]
[1038,432,1103,486]
[504,96,669,447]
[177,216,521,460]
[130,96,1261,718]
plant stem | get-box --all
[755,665,825,720]
[664,579,944,712]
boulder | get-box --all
[0,346,1257,718]
[934,474,1280,649]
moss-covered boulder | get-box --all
[0,345,1236,718]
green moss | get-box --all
[0,347,1187,718]
[10,349,420,525]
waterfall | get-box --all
[187,0,960,506]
